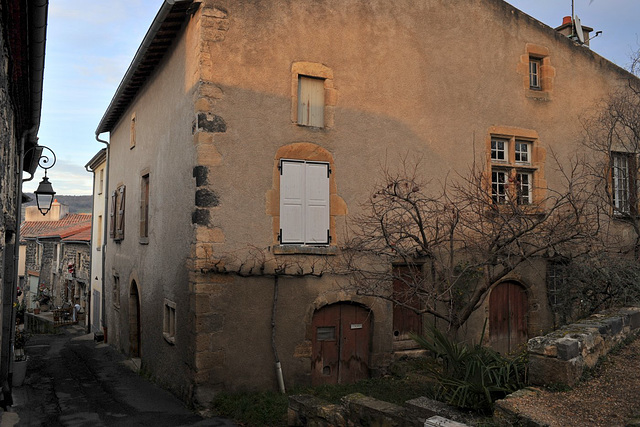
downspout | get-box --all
[84,163,96,334]
[271,276,285,393]
[96,133,109,342]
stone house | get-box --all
[0,0,48,398]
[85,149,107,334]
[20,205,92,316]
[94,0,639,405]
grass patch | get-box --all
[210,363,436,426]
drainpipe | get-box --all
[271,276,285,393]
[96,133,109,342]
[84,164,96,334]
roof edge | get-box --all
[95,0,194,135]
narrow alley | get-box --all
[3,325,235,426]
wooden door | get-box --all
[489,282,528,354]
[392,265,423,342]
[311,303,371,386]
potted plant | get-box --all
[12,326,29,386]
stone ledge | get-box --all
[527,307,640,387]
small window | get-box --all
[163,299,176,345]
[98,169,104,195]
[97,215,103,248]
[140,174,149,241]
[515,141,531,164]
[529,57,541,90]
[130,113,136,148]
[316,326,336,341]
[491,170,508,204]
[491,138,508,161]
[297,76,325,127]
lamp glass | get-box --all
[34,175,55,216]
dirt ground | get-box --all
[498,336,640,426]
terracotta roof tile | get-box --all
[20,213,91,241]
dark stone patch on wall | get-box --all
[193,166,208,187]
[195,189,219,207]
[194,113,226,134]
[192,209,210,226]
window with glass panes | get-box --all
[490,136,537,205]
[611,152,635,215]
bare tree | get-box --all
[582,48,640,257]
[340,155,601,336]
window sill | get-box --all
[272,245,338,256]
[525,89,551,101]
[139,237,149,245]
[163,333,176,345]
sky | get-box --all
[26,0,640,195]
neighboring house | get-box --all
[94,0,640,405]
[85,149,107,334]
[20,205,91,319]
[0,0,48,400]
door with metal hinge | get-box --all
[311,303,372,385]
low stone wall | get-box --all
[527,307,640,387]
[24,312,56,334]
[288,393,478,426]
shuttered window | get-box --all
[297,76,325,127]
[140,174,149,240]
[279,160,330,245]
[110,185,126,241]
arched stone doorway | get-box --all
[311,302,372,386]
[489,281,528,354]
[129,281,141,357]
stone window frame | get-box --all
[163,298,176,345]
[486,126,546,210]
[266,142,346,255]
[291,62,337,129]
[610,151,637,217]
[519,44,555,101]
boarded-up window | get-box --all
[279,160,330,245]
[110,185,126,241]
[140,174,149,239]
[297,76,325,127]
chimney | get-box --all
[555,15,593,47]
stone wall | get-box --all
[527,307,640,387]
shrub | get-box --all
[411,323,527,412]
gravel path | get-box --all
[500,336,640,426]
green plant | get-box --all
[14,327,30,361]
[411,322,527,412]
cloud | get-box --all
[23,159,93,196]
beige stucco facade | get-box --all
[99,0,637,405]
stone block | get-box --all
[196,188,220,207]
[528,354,583,387]
[196,144,222,167]
[556,338,579,360]
[195,113,226,133]
[196,226,225,244]
[193,165,208,187]
[603,317,623,335]
[195,350,225,371]
[195,313,224,333]
[192,209,210,226]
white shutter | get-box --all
[305,162,330,244]
[297,76,325,127]
[280,160,305,243]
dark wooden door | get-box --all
[392,266,423,341]
[311,303,371,385]
[489,282,528,354]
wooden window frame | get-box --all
[611,152,637,216]
[529,57,542,90]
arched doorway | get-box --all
[311,302,372,386]
[489,281,528,354]
[129,281,141,357]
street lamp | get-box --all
[23,144,57,216]
[34,171,56,215]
